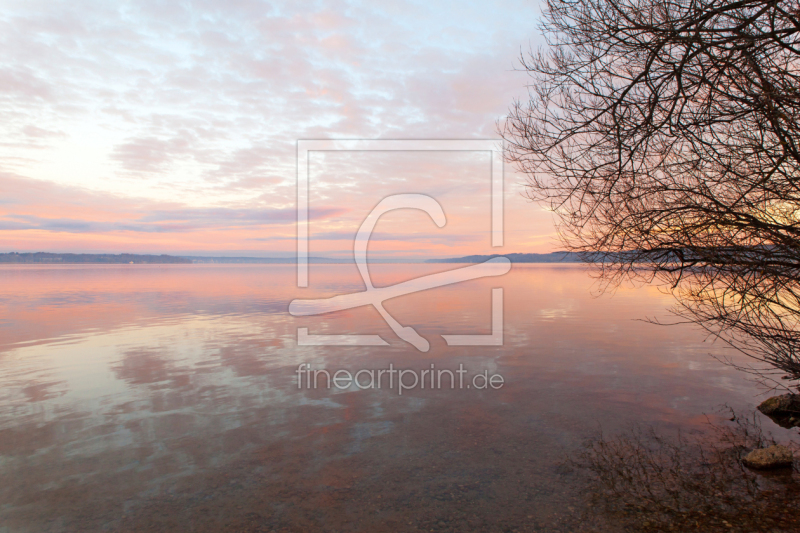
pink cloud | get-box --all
[0,0,554,256]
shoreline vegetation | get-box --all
[426,252,582,263]
[0,251,585,264]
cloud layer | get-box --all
[0,0,555,258]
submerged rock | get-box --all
[742,445,794,470]
[757,394,800,428]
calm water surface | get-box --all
[0,264,778,532]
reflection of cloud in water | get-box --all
[348,421,394,454]
[538,301,576,320]
[0,264,790,531]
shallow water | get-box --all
[0,263,784,532]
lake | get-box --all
[0,263,784,532]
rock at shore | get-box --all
[742,445,794,470]
[757,394,800,428]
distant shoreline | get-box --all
[0,251,586,264]
[0,252,191,264]
[426,252,583,263]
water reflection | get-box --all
[0,264,792,532]
[570,411,800,532]
[290,258,510,351]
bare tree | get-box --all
[502,0,800,386]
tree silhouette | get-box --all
[502,0,800,385]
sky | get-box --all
[0,0,557,259]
